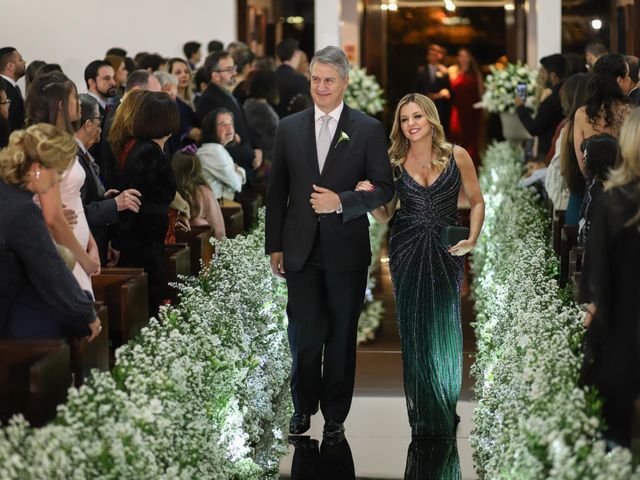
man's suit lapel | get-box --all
[320,105,353,180]
[299,107,320,179]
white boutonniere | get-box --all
[335,131,350,149]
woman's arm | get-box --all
[38,182,99,275]
[573,107,587,174]
[199,186,226,240]
[450,146,485,256]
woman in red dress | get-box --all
[449,48,484,166]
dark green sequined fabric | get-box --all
[389,157,464,438]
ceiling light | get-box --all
[444,0,456,12]
[381,3,388,10]
[504,3,515,11]
[591,18,602,30]
[388,3,398,10]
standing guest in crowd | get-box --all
[0,123,101,340]
[104,55,129,98]
[74,93,141,264]
[197,108,246,203]
[296,49,310,80]
[196,51,262,176]
[154,71,201,153]
[169,58,195,107]
[183,41,202,71]
[515,54,568,158]
[580,107,640,449]
[585,43,608,71]
[0,47,27,133]
[577,133,617,247]
[449,48,483,165]
[85,59,117,169]
[231,47,256,105]
[193,67,209,109]
[106,47,127,58]
[227,41,249,56]
[172,150,225,239]
[244,68,279,169]
[208,40,224,54]
[564,52,588,76]
[624,55,640,104]
[546,73,588,211]
[137,53,166,73]
[415,44,452,135]
[111,92,179,315]
[560,74,591,225]
[38,64,63,75]
[275,38,310,118]
[0,82,10,148]
[24,60,45,94]
[27,71,101,285]
[573,53,632,174]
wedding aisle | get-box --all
[279,241,479,479]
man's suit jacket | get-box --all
[415,65,452,133]
[275,64,310,118]
[0,77,25,132]
[265,105,394,272]
[77,147,118,263]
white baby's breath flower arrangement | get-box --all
[471,142,640,479]
[482,62,538,114]
[345,66,385,115]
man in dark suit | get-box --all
[75,94,140,264]
[0,47,27,133]
[275,38,310,118]
[196,50,262,176]
[265,46,394,445]
[625,55,640,105]
[415,44,452,135]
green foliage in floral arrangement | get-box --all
[0,212,289,479]
[482,62,538,114]
[470,141,640,479]
[344,66,385,115]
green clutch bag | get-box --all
[440,225,470,247]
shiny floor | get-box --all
[279,248,478,479]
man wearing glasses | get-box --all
[0,46,27,134]
[196,50,263,177]
[84,60,117,172]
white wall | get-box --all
[3,0,236,92]
[526,0,562,67]
[315,0,341,51]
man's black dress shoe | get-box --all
[322,420,345,446]
[289,413,312,435]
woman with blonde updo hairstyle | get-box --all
[0,123,101,340]
[356,92,485,439]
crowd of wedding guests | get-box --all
[503,43,638,450]
[0,38,313,338]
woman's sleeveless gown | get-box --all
[389,156,464,438]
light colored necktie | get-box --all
[317,115,332,173]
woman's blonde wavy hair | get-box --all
[0,123,76,188]
[389,93,453,176]
[610,106,640,226]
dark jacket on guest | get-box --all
[166,97,200,155]
[0,76,25,133]
[275,64,310,118]
[628,87,640,105]
[0,179,95,339]
[76,142,118,264]
[415,64,453,135]
[114,139,176,315]
[516,82,565,157]
[244,98,278,162]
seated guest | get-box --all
[183,41,201,72]
[577,134,618,247]
[74,93,140,263]
[197,108,246,203]
[515,54,568,158]
[172,150,225,240]
[580,107,640,449]
[275,38,310,118]
[0,123,100,340]
[154,70,200,152]
[111,92,179,315]
[519,155,548,203]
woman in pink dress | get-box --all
[449,48,484,166]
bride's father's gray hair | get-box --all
[309,46,350,80]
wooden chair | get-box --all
[176,225,215,275]
[559,225,578,287]
[163,243,191,305]
[221,204,244,239]
[236,191,263,231]
[0,340,71,427]
[552,209,566,256]
[92,268,150,363]
[68,302,110,387]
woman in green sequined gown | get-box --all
[359,94,484,440]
